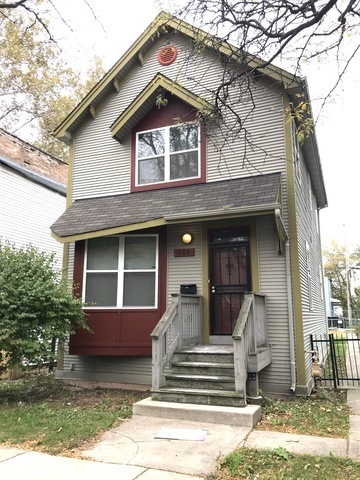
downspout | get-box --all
[286,240,296,393]
[275,208,296,393]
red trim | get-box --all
[158,46,178,66]
[70,227,167,356]
[131,96,206,192]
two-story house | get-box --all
[51,12,327,404]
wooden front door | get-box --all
[209,228,251,335]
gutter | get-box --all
[275,209,296,392]
[164,203,280,222]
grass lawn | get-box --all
[256,388,349,438]
[0,374,147,455]
[213,447,360,479]
[0,375,357,479]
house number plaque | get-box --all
[174,248,195,257]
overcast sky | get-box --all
[52,0,360,252]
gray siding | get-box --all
[257,215,292,390]
[58,354,151,385]
[71,34,286,201]
[295,150,327,380]
[167,224,203,302]
[0,163,65,267]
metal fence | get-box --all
[310,332,360,388]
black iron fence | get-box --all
[310,333,360,388]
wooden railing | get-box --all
[232,293,267,404]
[151,294,202,390]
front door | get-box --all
[209,228,251,335]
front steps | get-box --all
[151,345,246,408]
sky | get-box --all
[51,0,360,252]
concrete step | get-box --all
[133,397,261,428]
[171,361,235,376]
[151,387,246,407]
[165,373,235,390]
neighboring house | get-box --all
[0,129,67,267]
[51,13,328,402]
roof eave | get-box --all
[53,11,301,142]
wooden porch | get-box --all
[150,293,272,407]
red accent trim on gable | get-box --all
[70,228,167,356]
[131,96,206,192]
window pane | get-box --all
[123,272,155,307]
[170,125,198,152]
[85,272,118,306]
[87,237,118,270]
[138,157,164,184]
[170,151,198,180]
[124,237,156,270]
[138,130,165,158]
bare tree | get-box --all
[158,1,359,169]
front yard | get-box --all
[1,375,359,479]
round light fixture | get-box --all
[182,233,193,244]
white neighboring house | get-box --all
[0,129,67,267]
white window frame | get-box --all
[83,234,159,309]
[135,123,200,186]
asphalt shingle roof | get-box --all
[51,173,281,238]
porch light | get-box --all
[182,233,193,244]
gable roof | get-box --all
[0,129,67,185]
[0,155,66,195]
[51,172,281,242]
[111,73,214,143]
[53,11,300,145]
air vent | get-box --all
[158,46,178,66]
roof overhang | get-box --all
[110,73,214,142]
[53,12,301,144]
[50,172,285,244]
[288,79,327,209]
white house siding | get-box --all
[257,215,292,393]
[167,223,203,302]
[294,151,327,383]
[0,163,65,267]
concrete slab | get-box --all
[348,440,360,460]
[0,446,26,461]
[348,389,360,415]
[245,430,347,458]
[133,397,261,427]
[82,416,251,476]
[0,450,146,480]
[138,470,204,480]
[349,415,360,441]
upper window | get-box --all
[84,235,158,309]
[136,123,199,186]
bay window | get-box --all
[84,235,158,308]
[136,123,199,185]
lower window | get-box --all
[84,235,158,308]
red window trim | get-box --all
[130,98,206,193]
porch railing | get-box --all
[232,293,267,403]
[151,294,202,389]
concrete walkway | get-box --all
[1,390,360,479]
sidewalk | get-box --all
[1,390,359,480]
